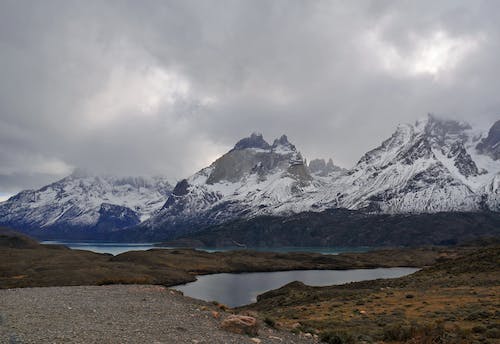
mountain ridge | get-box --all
[1,114,499,241]
[0,172,172,236]
[143,115,500,239]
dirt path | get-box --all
[0,285,317,344]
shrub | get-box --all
[471,325,486,333]
[320,331,355,344]
[383,323,413,341]
[383,322,471,343]
[486,328,500,339]
[264,317,276,328]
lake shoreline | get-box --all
[172,267,420,307]
[2,227,498,342]
[0,227,470,290]
[241,245,500,343]
[42,239,374,255]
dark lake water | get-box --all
[41,241,371,255]
[171,268,419,307]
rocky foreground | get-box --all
[0,285,318,344]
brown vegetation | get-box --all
[2,227,498,343]
[0,227,471,290]
[242,246,500,343]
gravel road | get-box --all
[0,285,318,344]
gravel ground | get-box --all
[0,285,318,344]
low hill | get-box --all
[0,227,40,249]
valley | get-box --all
[1,228,498,343]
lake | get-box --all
[171,268,419,307]
[41,241,372,255]
[41,241,160,255]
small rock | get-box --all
[239,310,259,318]
[221,315,259,336]
[211,311,220,319]
[250,338,261,343]
[304,333,312,338]
[268,335,283,341]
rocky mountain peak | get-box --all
[476,120,500,160]
[272,134,296,152]
[233,132,270,150]
[309,158,326,172]
[422,114,471,145]
[206,133,304,184]
[309,158,344,176]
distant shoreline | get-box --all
[0,226,467,290]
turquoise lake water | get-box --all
[41,241,372,255]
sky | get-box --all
[1,0,499,198]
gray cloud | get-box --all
[1,0,499,194]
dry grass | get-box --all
[244,247,500,343]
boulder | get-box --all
[221,315,258,336]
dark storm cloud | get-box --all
[1,0,499,194]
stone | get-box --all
[221,315,259,336]
[268,336,283,341]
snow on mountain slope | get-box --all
[0,171,172,231]
[312,115,490,213]
[2,116,498,238]
[146,133,323,231]
[147,115,500,234]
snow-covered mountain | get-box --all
[145,115,500,235]
[0,171,172,234]
[1,114,499,240]
[312,115,500,213]
[144,133,323,234]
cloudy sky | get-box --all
[1,0,499,199]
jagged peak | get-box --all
[416,113,470,132]
[233,132,270,150]
[487,119,500,136]
[414,113,470,131]
[273,134,290,146]
[271,134,297,152]
[476,119,500,160]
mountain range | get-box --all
[1,114,499,242]
[0,172,172,239]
